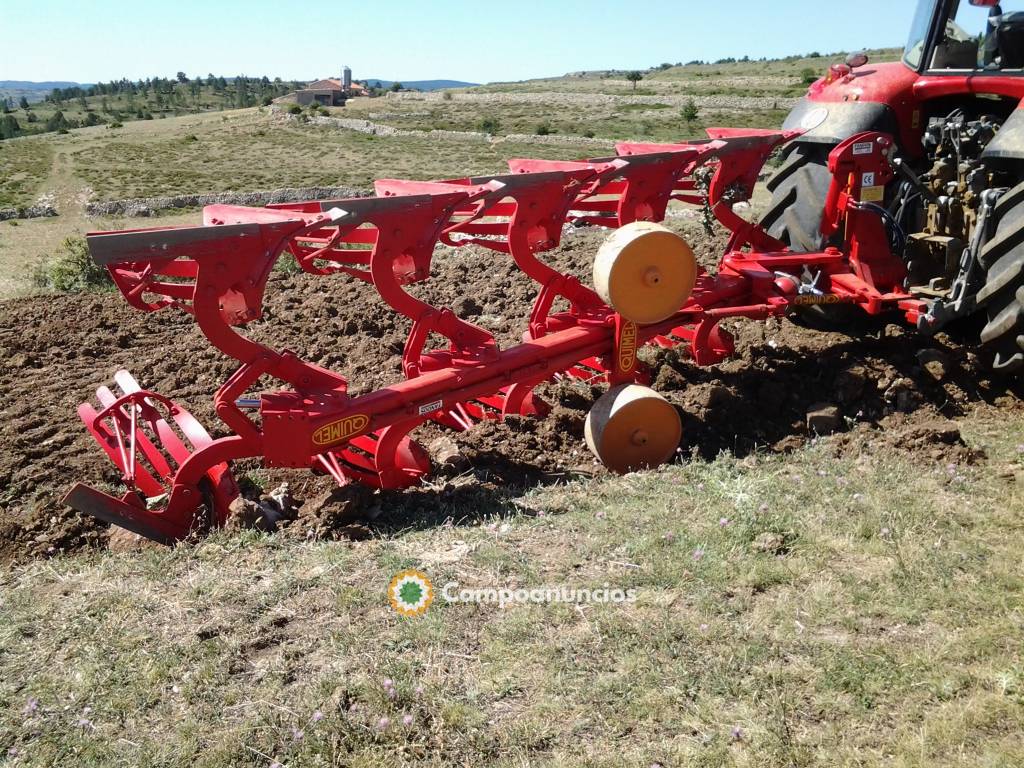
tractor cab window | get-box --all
[905,0,940,69]
[931,1,1024,71]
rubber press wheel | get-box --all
[593,221,697,324]
[585,384,682,473]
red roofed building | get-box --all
[294,67,369,106]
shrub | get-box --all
[287,104,302,115]
[681,99,699,124]
[477,117,501,134]
[45,110,70,132]
[801,67,820,85]
[535,122,554,136]
[441,91,453,101]
[274,252,302,274]
[31,237,111,293]
[0,114,19,139]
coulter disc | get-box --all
[584,384,681,474]
[593,222,697,324]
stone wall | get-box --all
[0,203,58,222]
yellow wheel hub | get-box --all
[584,384,681,474]
[593,222,697,325]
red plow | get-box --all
[65,126,927,543]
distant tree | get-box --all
[83,111,103,127]
[681,99,699,125]
[658,62,673,70]
[26,112,38,123]
[625,71,643,90]
[45,110,69,132]
[808,51,822,58]
[0,114,20,139]
[390,82,403,92]
[0,99,9,114]
[177,71,188,83]
[18,96,30,110]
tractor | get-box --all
[763,0,1024,370]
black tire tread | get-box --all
[979,181,1024,373]
[759,144,832,252]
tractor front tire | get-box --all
[978,180,1024,374]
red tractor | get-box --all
[763,0,1024,371]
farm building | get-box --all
[294,66,369,106]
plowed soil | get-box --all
[2,218,1021,560]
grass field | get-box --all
[2,411,1022,766]
[343,98,790,144]
[69,113,582,200]
[0,137,54,209]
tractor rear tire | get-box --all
[977,180,1024,374]
[759,144,833,251]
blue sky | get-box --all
[1,0,917,84]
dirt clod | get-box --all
[916,349,950,381]
[806,403,842,435]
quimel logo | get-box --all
[388,569,434,617]
[312,414,370,446]
[617,319,638,374]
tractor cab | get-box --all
[906,0,1024,72]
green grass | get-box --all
[2,411,1022,766]
[472,48,902,97]
[69,114,594,200]
[0,137,53,209]
[362,102,789,144]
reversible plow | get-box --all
[65,126,927,544]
